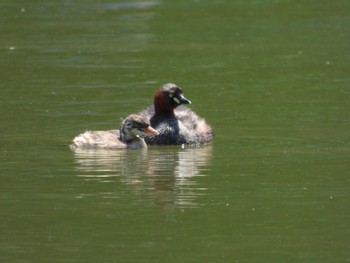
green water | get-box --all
[1,0,349,262]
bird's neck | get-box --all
[127,137,147,149]
[154,106,176,121]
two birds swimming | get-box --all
[72,83,213,149]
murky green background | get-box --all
[1,0,349,262]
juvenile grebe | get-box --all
[139,83,213,145]
[71,114,158,149]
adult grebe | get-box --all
[139,83,213,145]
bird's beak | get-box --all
[174,94,191,105]
[144,126,159,135]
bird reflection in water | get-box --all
[71,145,212,208]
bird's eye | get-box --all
[168,93,173,98]
[125,122,133,128]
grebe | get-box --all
[71,114,158,149]
[139,83,213,145]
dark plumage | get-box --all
[139,83,213,145]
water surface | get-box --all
[1,0,349,262]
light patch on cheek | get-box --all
[132,128,145,136]
[173,97,180,104]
